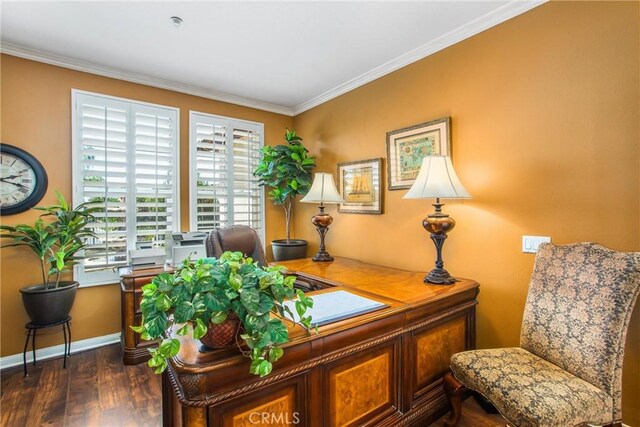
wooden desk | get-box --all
[120,266,173,365]
[163,257,479,426]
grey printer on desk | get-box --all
[129,247,165,269]
[167,232,207,266]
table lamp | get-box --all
[300,173,344,262]
[403,156,471,284]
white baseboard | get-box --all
[0,332,121,370]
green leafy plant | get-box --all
[0,191,97,288]
[134,251,314,377]
[254,129,316,242]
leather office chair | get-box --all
[444,242,640,427]
[205,225,267,266]
[205,225,318,292]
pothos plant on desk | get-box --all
[134,251,315,377]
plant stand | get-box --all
[23,316,71,377]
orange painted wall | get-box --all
[0,54,292,356]
[1,1,638,423]
[292,2,640,424]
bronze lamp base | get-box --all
[422,199,458,285]
[311,206,334,262]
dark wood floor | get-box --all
[1,344,162,426]
[434,398,507,427]
[0,344,506,426]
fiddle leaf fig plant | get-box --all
[134,251,315,377]
[254,129,315,242]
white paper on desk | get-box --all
[283,290,387,327]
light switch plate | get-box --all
[522,235,551,253]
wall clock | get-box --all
[0,144,48,215]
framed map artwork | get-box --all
[385,117,451,190]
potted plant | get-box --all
[134,251,314,377]
[254,128,316,261]
[0,192,96,325]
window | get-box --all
[189,112,264,242]
[72,90,179,286]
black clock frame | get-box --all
[0,144,48,215]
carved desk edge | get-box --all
[164,256,479,407]
[167,300,477,407]
[166,262,478,370]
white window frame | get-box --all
[72,89,180,287]
[189,111,265,246]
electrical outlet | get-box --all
[522,235,551,253]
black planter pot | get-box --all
[271,239,308,261]
[20,281,79,325]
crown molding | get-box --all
[0,42,295,116]
[292,0,547,116]
[1,1,545,118]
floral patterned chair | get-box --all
[443,242,640,427]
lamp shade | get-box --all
[300,173,344,203]
[403,156,471,200]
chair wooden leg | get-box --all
[443,371,467,427]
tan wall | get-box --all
[292,2,640,424]
[0,54,293,356]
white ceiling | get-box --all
[1,1,544,115]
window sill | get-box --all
[77,278,120,288]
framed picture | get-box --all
[337,158,383,214]
[386,117,451,190]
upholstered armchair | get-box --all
[444,242,640,427]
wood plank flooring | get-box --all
[0,343,507,426]
[433,398,507,427]
[1,344,162,426]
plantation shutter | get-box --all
[230,125,263,235]
[189,112,264,242]
[75,93,130,281]
[132,105,178,248]
[73,91,179,286]
[191,116,230,230]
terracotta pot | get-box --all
[199,314,241,349]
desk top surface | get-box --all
[170,257,478,371]
[278,256,477,306]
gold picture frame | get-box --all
[386,117,451,190]
[337,158,383,214]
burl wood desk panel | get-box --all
[163,257,479,427]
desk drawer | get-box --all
[208,373,307,427]
[323,338,401,427]
[407,309,474,406]
[121,269,163,365]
